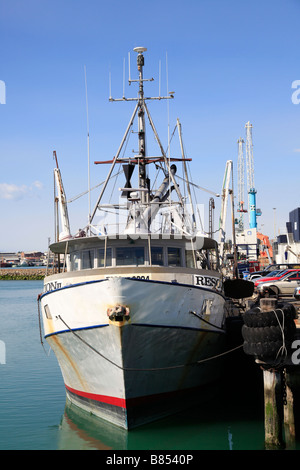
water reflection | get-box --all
[56,346,268,451]
[57,385,265,451]
[58,403,128,450]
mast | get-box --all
[135,47,148,205]
[90,47,186,234]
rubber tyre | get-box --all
[242,323,296,343]
[243,303,296,328]
[261,285,279,298]
[269,285,279,296]
[243,340,284,357]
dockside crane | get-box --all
[237,137,247,231]
[245,121,261,229]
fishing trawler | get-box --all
[39,47,230,430]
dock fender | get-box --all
[242,302,297,360]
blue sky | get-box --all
[1,0,300,251]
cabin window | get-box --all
[150,246,164,266]
[116,247,145,266]
[185,250,195,268]
[97,248,112,267]
[71,252,80,271]
[167,247,181,267]
[82,249,94,269]
[207,249,219,270]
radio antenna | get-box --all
[128,52,131,84]
[109,63,112,100]
[166,52,170,158]
[159,59,161,97]
[84,65,91,231]
[123,57,126,98]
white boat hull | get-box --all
[40,276,226,429]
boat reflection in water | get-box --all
[59,403,128,450]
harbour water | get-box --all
[0,280,276,450]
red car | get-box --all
[254,269,300,288]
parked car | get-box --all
[254,269,297,288]
[248,272,264,281]
[257,270,300,297]
[294,286,300,300]
[252,269,284,281]
[248,263,300,281]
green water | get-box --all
[0,280,267,450]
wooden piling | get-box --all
[263,368,284,449]
[243,297,300,449]
[283,368,296,449]
[260,299,284,449]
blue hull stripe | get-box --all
[45,321,225,339]
[40,276,225,300]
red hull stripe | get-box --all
[65,384,206,410]
[65,385,126,408]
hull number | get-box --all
[105,275,151,280]
[130,275,150,280]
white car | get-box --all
[294,286,300,300]
[257,270,300,297]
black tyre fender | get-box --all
[243,303,296,328]
[242,323,296,343]
[243,340,284,357]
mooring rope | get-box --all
[189,310,225,331]
[58,314,243,371]
[273,308,288,363]
[37,294,48,355]
[256,306,288,368]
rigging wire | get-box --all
[67,169,123,203]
